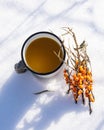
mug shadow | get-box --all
[0,71,43,130]
[0,70,88,130]
[15,70,88,130]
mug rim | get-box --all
[21,31,66,75]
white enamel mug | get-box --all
[19,32,66,78]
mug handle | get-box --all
[14,60,27,73]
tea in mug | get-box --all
[25,37,64,73]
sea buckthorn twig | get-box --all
[62,27,95,114]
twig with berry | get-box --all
[62,27,95,114]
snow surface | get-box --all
[0,0,104,130]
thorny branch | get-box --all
[63,27,95,114]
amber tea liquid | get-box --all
[25,37,63,73]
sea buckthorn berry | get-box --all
[77,73,82,77]
[73,87,77,92]
[72,81,75,86]
[75,60,79,65]
[80,76,84,80]
[85,93,89,97]
[82,69,86,75]
[89,77,93,82]
[89,94,95,102]
[69,79,72,84]
[84,81,88,85]
[73,74,77,79]
[87,70,92,75]
[75,77,79,81]
[64,69,67,73]
[79,85,83,89]
[79,80,82,85]
[78,89,83,95]
[85,90,89,97]
[86,75,91,81]
[87,85,93,91]
[91,98,95,102]
[84,75,87,79]
[64,72,69,77]
[66,80,69,84]
[79,66,83,72]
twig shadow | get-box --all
[17,89,88,130]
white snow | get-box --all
[0,0,104,130]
